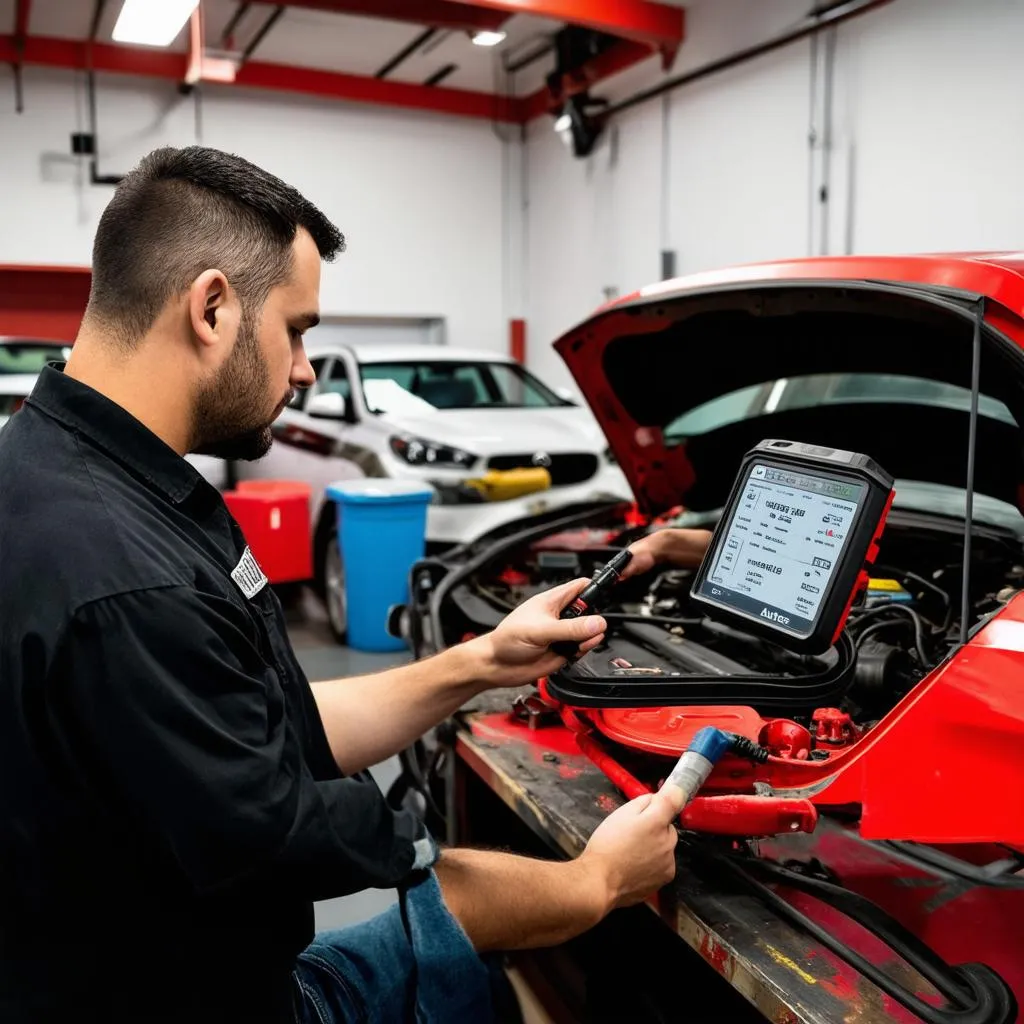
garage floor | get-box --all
[283,587,409,932]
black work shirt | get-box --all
[0,366,429,1023]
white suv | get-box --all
[238,343,631,638]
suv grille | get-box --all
[487,453,598,487]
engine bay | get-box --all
[436,502,1024,757]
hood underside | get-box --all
[554,280,1024,516]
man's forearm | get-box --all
[434,848,608,952]
[311,641,491,775]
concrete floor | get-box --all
[283,587,410,933]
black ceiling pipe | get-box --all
[604,0,895,120]
[376,27,437,79]
[242,5,285,61]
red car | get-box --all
[401,254,1024,1020]
[408,252,1024,843]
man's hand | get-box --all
[467,578,606,688]
[576,790,681,912]
[620,527,713,580]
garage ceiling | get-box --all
[0,0,686,123]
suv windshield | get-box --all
[359,361,570,413]
[665,372,1022,530]
[0,342,69,374]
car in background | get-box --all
[0,337,230,488]
[0,339,70,431]
[239,343,631,640]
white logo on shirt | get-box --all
[231,546,268,600]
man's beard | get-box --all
[190,315,291,462]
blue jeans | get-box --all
[292,870,497,1023]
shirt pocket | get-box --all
[249,587,295,687]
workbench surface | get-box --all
[451,689,1023,1024]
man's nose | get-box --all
[292,351,316,390]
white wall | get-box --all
[0,67,507,352]
[835,0,1024,254]
[522,0,813,390]
[521,0,1024,392]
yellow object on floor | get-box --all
[463,467,551,502]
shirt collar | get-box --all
[27,363,209,505]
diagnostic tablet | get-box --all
[690,440,895,654]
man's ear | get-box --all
[188,270,239,354]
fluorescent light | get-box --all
[471,30,507,47]
[112,0,199,47]
[553,113,572,133]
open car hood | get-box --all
[553,254,1024,518]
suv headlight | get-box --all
[604,446,617,465]
[389,434,478,469]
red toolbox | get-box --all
[223,480,313,584]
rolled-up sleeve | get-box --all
[47,585,431,900]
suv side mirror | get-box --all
[307,391,350,421]
[555,386,577,405]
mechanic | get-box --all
[0,146,704,1024]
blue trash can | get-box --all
[326,478,434,652]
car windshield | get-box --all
[359,360,569,412]
[0,342,69,374]
[664,372,1023,530]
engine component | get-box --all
[759,718,813,760]
[853,637,913,697]
[535,550,581,578]
[812,707,858,746]
[572,728,815,836]
[865,576,915,606]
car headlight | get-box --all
[389,434,478,469]
[604,446,617,465]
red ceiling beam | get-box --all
[458,0,683,58]
[270,0,510,34]
[0,34,526,122]
[233,59,521,120]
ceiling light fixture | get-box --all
[471,30,507,47]
[552,92,609,158]
[112,0,200,48]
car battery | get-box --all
[224,480,313,584]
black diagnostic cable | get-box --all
[691,848,1017,1024]
[872,563,954,629]
[852,604,934,665]
[876,841,1024,890]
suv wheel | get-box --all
[323,535,347,643]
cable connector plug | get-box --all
[724,733,771,764]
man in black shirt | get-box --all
[0,147,687,1023]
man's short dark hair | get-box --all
[85,146,345,345]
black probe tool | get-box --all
[551,548,633,659]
